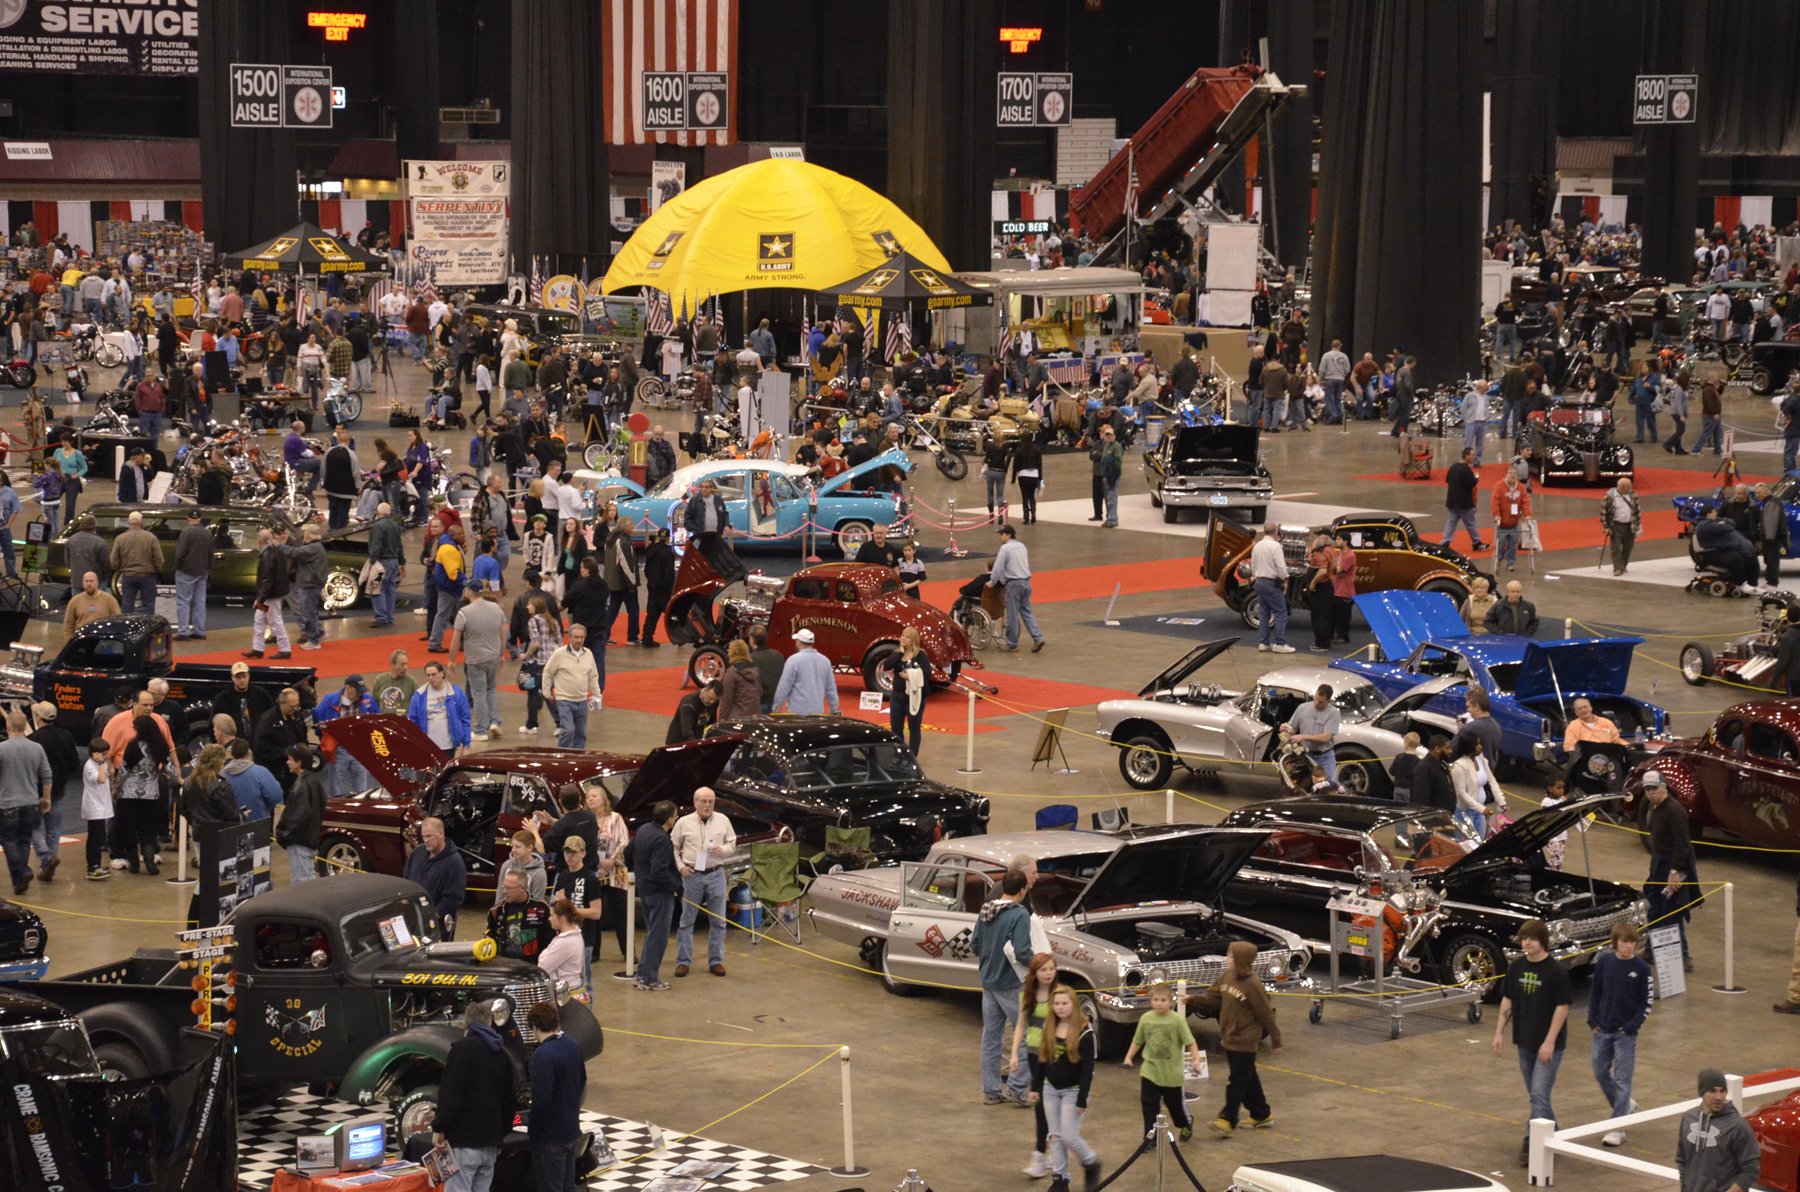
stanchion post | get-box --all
[1528,1116,1554,1186]
[613,873,638,981]
[828,1045,869,1176]
[1154,1110,1169,1192]
[165,815,196,887]
[1564,617,1572,640]
[1713,881,1747,994]
[957,689,981,774]
[1166,788,1174,825]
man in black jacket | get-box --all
[434,1001,516,1185]
[253,688,309,795]
[243,527,292,659]
[321,424,358,530]
[1441,447,1484,552]
[641,527,675,647]
[1642,771,1696,973]
[666,682,720,744]
[624,800,681,990]
[174,508,213,640]
[1411,735,1456,811]
[1484,581,1540,636]
[217,662,274,741]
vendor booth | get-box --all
[949,267,1149,378]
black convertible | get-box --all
[1521,399,1634,486]
[710,716,990,861]
[1217,795,1646,999]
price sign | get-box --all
[642,71,687,131]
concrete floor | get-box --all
[21,349,1800,1192]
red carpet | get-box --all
[919,553,1205,609]
[1356,463,1765,500]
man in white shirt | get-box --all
[379,288,408,325]
[538,460,566,545]
[1249,522,1295,653]
[427,297,449,331]
[986,524,1045,653]
[671,786,736,978]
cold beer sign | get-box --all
[998,72,1072,128]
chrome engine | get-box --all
[719,574,786,626]
[0,639,42,701]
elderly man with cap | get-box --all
[173,507,213,640]
[314,676,377,798]
[27,701,77,883]
[1641,769,1698,974]
[988,523,1046,654]
[771,628,838,716]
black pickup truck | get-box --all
[0,612,315,739]
[11,872,604,1144]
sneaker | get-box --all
[1032,639,1046,653]
[1208,1118,1234,1137]
[1047,1178,1071,1192]
[1270,644,1296,654]
[1257,643,1270,652]
[1179,1124,1194,1142]
[87,867,110,881]
[472,729,489,741]
[110,858,128,870]
[1309,645,1331,653]
[518,725,537,736]
[1248,1115,1273,1129]
[1630,1099,1639,1114]
[1005,1087,1031,1108]
[1602,1130,1626,1148]
[488,724,502,738]
[1023,1153,1051,1178]
[634,980,670,992]
[413,608,428,616]
[37,857,57,882]
[984,1092,1008,1105]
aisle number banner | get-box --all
[407,197,508,285]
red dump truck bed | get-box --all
[1069,65,1264,242]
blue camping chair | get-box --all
[1035,804,1079,831]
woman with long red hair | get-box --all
[1008,951,1059,1178]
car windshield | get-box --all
[785,742,923,791]
[1334,683,1386,722]
[1366,812,1478,871]
[0,1019,102,1080]
[1028,850,1118,917]
[339,897,433,962]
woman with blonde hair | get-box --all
[182,743,241,835]
[880,626,929,755]
[585,785,630,961]
[1461,575,1498,633]
[720,638,762,720]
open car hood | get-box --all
[1377,674,1470,717]
[322,713,448,797]
[613,735,744,820]
[1451,793,1618,872]
[1140,640,1236,696]
[1514,638,1642,701]
[817,448,916,495]
[1353,590,1469,661]
[1069,828,1269,916]
[1167,424,1259,464]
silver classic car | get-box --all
[1094,642,1465,796]
[805,827,1311,1055]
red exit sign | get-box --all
[1000,27,1042,53]
[308,12,367,41]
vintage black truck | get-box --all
[11,872,603,1142]
[0,612,315,739]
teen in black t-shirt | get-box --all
[1492,919,1573,1164]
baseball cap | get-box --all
[794,628,815,644]
[344,674,365,688]
[561,837,588,855]
[231,661,250,676]
[32,702,56,721]
[1642,769,1664,788]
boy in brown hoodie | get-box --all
[1191,939,1283,1136]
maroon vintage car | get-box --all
[316,714,778,896]
[1619,699,1800,850]
[1750,1073,1800,1192]
[665,548,981,691]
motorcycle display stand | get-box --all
[1307,888,1483,1040]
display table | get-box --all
[271,1166,435,1192]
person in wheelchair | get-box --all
[1692,505,1758,593]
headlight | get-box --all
[1264,960,1283,980]
[1632,899,1649,924]
[1547,919,1574,946]
[553,979,571,1006]
[489,996,512,1026]
[1123,967,1145,989]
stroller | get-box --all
[951,570,999,651]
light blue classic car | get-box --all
[610,450,914,555]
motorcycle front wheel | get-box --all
[935,447,969,481]
[94,342,123,368]
[582,441,611,470]
[335,393,364,422]
[243,338,268,362]
[4,364,32,388]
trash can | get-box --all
[727,883,762,931]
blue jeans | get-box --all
[677,867,727,968]
[0,805,42,887]
[139,410,162,440]
[1253,577,1287,646]
[290,455,323,494]
[1787,436,1800,476]
[1496,400,1522,440]
[428,591,459,648]
[1357,382,1378,419]
[426,393,452,422]
[288,844,317,882]
[466,660,499,730]
[445,1146,497,1192]
[984,469,1006,511]
[1517,1044,1565,1126]
[1455,808,1488,838]
[982,987,1030,1099]
[531,1137,580,1192]
[1496,323,1519,361]
[331,749,371,799]
[175,572,206,635]
[1463,420,1486,464]
[1322,379,1344,423]
[1590,1030,1637,1120]
[1496,525,1521,569]
[29,805,60,869]
[637,891,675,983]
[554,699,588,750]
[1103,477,1119,525]
[1003,580,1043,650]
[1635,407,1657,443]
[1695,416,1723,455]
[293,585,322,646]
[1442,507,1480,550]
[1044,1082,1097,1178]
[409,331,429,362]
[373,560,401,624]
[1244,386,1264,428]
[1309,747,1337,784]
[120,574,158,615]
[603,588,640,643]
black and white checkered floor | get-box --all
[238,1090,828,1192]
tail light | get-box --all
[931,821,943,843]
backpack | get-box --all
[1102,446,1122,483]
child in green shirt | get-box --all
[1122,981,1199,1141]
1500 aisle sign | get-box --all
[231,62,334,129]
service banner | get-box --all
[0,0,198,75]
[408,196,509,285]
[404,159,511,197]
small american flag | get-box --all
[645,288,673,335]
[528,256,543,306]
[189,263,204,310]
[712,291,725,342]
[884,310,911,363]
[864,310,877,361]
[997,293,1014,361]
[799,304,811,364]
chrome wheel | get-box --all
[1119,735,1173,790]
[1679,642,1713,685]
[960,609,994,651]
[320,570,359,613]
[1444,935,1502,999]
[320,837,367,873]
[688,646,727,686]
[835,520,873,557]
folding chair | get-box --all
[1091,807,1131,833]
[1034,804,1080,831]
[806,824,873,880]
[749,842,806,945]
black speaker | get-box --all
[241,376,264,397]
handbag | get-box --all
[518,662,540,691]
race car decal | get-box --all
[267,1002,328,1057]
[918,924,973,961]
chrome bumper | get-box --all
[1160,487,1273,508]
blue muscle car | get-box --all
[1327,590,1668,769]
[1673,475,1800,558]
[610,449,915,556]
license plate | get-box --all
[1208,494,1230,507]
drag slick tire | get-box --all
[393,1085,440,1143]
[1679,642,1715,685]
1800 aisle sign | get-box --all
[0,0,198,75]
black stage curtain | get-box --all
[197,1,297,254]
[1214,0,1252,219]
[1311,0,1483,383]
[1636,0,1703,284]
[1267,0,1314,270]
[887,0,1000,273]
[1556,0,1638,138]
[1487,0,1558,234]
[510,0,610,273]
[1699,1,1800,156]
[390,0,441,167]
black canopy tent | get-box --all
[816,249,992,310]
[223,221,387,276]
